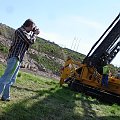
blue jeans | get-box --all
[101,74,108,87]
[0,57,20,100]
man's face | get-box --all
[26,24,35,32]
[31,24,36,31]
[29,24,35,32]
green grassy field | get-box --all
[0,64,120,120]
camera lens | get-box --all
[32,27,36,32]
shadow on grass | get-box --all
[0,85,120,120]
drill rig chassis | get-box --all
[60,13,120,104]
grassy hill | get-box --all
[0,23,86,76]
[0,23,120,76]
[0,64,120,120]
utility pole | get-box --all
[71,37,81,52]
[71,37,76,50]
[76,39,80,52]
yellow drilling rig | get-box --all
[60,13,120,103]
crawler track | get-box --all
[68,80,120,104]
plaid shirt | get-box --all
[8,26,36,62]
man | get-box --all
[0,19,40,101]
[116,70,120,79]
[101,64,109,87]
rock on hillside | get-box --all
[0,35,54,76]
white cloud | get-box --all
[40,15,104,46]
[39,30,68,47]
[69,16,104,30]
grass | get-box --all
[30,53,61,75]
[0,44,8,54]
[0,64,120,120]
[32,37,63,59]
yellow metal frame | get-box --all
[60,57,120,95]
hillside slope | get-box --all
[0,23,85,76]
[0,23,119,78]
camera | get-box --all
[32,26,40,35]
[32,26,37,32]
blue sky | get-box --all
[0,0,120,66]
